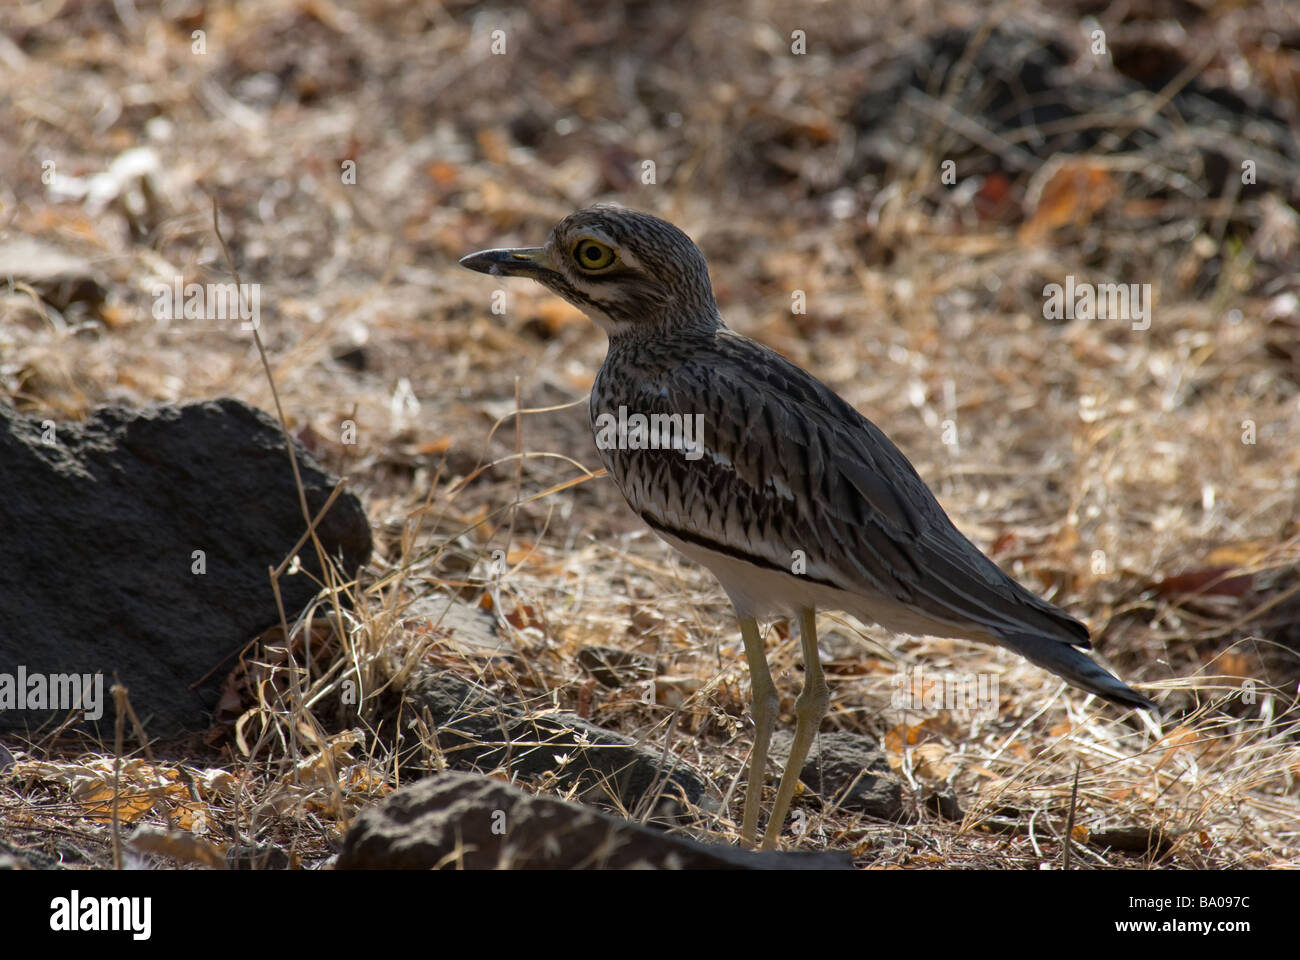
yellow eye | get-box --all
[573,238,616,272]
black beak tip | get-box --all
[458,251,495,275]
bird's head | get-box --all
[459,205,720,338]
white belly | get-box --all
[652,527,984,642]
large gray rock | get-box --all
[338,771,853,870]
[0,399,371,736]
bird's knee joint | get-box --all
[797,682,829,719]
[754,689,778,721]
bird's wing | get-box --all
[608,329,1089,647]
[595,329,1154,709]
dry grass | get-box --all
[2,0,1298,868]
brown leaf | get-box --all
[1020,161,1117,242]
[990,531,1019,556]
[426,162,459,187]
[129,825,230,869]
[475,127,510,166]
[418,435,453,456]
[974,171,1017,221]
[1152,565,1254,598]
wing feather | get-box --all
[597,328,1088,647]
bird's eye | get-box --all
[572,239,617,272]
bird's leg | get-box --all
[738,616,777,847]
[761,607,829,850]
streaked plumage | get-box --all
[461,205,1155,848]
[592,329,1151,710]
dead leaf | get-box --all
[1020,161,1117,242]
[129,825,229,869]
[911,741,954,780]
[418,435,453,455]
[1153,565,1254,599]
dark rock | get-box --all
[774,730,905,821]
[396,670,706,822]
[225,844,292,870]
[0,399,371,737]
[0,838,62,870]
[1089,826,1176,859]
[577,645,656,688]
[338,771,853,870]
[849,25,1298,191]
[925,790,964,822]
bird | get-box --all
[460,205,1156,850]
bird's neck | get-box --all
[602,307,726,346]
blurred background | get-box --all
[2,0,1299,865]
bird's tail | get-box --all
[998,632,1156,711]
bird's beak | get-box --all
[458,245,552,280]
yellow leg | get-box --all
[761,607,828,850]
[738,616,777,847]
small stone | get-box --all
[773,730,905,821]
[577,645,656,688]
